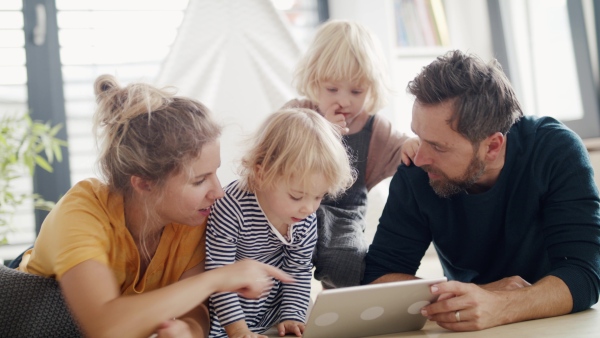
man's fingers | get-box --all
[436,292,456,302]
[431,281,467,296]
[423,282,471,316]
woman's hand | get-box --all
[213,259,295,298]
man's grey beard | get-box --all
[425,155,486,198]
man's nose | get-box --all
[413,145,431,167]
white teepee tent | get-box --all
[155,0,302,185]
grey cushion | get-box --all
[0,264,83,337]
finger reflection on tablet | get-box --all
[361,306,385,320]
[315,312,339,326]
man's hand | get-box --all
[323,104,349,134]
[277,320,305,337]
[420,281,515,331]
[419,276,573,332]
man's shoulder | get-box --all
[515,115,585,152]
[508,116,592,185]
[396,163,426,175]
[517,115,578,138]
[392,164,431,191]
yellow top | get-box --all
[18,178,206,295]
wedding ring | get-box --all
[455,310,461,322]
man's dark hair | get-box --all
[407,50,523,144]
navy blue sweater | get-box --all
[363,116,600,312]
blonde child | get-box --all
[284,19,419,288]
[15,74,292,337]
[205,108,355,338]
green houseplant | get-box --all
[0,113,67,243]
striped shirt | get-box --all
[206,180,317,337]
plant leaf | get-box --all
[34,155,53,173]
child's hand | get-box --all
[276,320,305,337]
[401,136,421,166]
[323,104,349,134]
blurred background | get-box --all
[1,0,598,266]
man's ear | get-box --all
[484,132,505,162]
[130,175,153,193]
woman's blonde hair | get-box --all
[293,19,391,114]
[92,74,221,196]
[240,108,355,198]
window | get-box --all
[0,0,325,261]
[0,1,34,252]
[489,0,600,138]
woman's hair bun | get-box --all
[94,74,120,97]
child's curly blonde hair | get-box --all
[240,108,355,198]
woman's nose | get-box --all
[208,177,224,200]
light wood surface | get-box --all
[364,303,600,337]
[265,303,599,337]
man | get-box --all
[363,50,600,331]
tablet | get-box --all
[302,277,447,338]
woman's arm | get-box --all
[154,263,210,337]
[60,259,292,338]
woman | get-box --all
[17,74,292,337]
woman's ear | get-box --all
[130,175,153,193]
